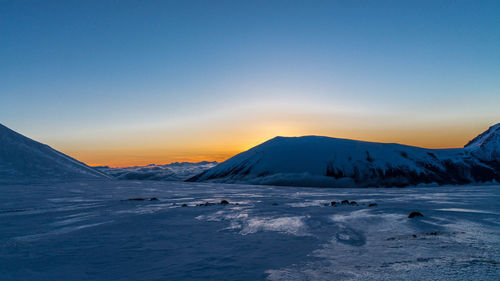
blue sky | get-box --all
[1,0,499,166]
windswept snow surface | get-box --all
[94,161,217,181]
[190,123,500,187]
[0,124,109,181]
[1,180,499,280]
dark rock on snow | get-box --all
[408,211,424,218]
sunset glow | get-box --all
[53,117,493,167]
[1,1,499,167]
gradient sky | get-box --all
[1,0,499,167]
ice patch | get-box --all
[335,227,366,246]
[196,210,249,222]
[240,216,310,236]
[330,209,405,229]
[15,221,112,242]
[436,208,498,214]
[51,213,96,226]
[287,200,326,207]
[197,209,310,236]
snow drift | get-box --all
[0,123,109,181]
[188,123,500,187]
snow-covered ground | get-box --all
[0,181,498,280]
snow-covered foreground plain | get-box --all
[1,181,499,280]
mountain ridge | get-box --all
[94,161,217,181]
[188,123,500,187]
[0,123,110,181]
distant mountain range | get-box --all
[188,123,500,187]
[94,161,217,181]
[0,123,216,182]
[0,123,109,181]
[2,122,499,187]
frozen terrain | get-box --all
[1,180,498,280]
[94,161,217,181]
[0,124,109,181]
[190,123,500,187]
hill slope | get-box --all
[189,124,500,187]
[0,124,110,181]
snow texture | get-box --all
[190,123,500,187]
[465,123,500,161]
[0,123,109,181]
[0,180,498,280]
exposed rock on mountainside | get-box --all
[189,124,500,187]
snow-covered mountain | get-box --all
[189,124,500,187]
[0,123,110,181]
[464,123,500,162]
[94,161,217,181]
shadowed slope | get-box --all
[0,124,110,181]
[189,124,500,187]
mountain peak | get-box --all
[465,123,500,148]
[464,123,500,161]
[190,124,500,187]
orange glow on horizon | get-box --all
[55,124,485,168]
[42,107,495,168]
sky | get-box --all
[1,0,499,167]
